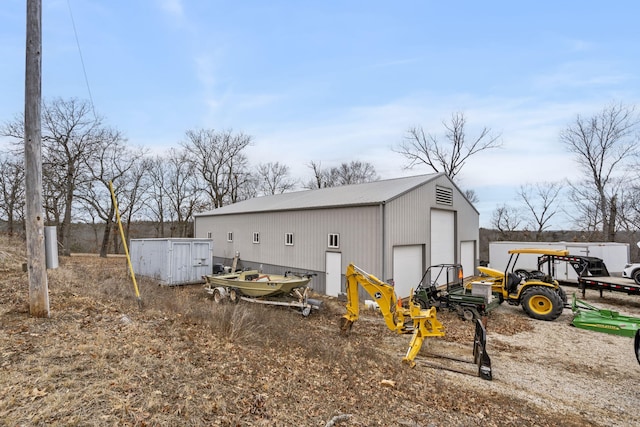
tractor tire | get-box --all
[557,286,568,305]
[415,298,430,310]
[521,286,563,321]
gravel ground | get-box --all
[442,289,640,427]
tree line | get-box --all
[1,98,640,256]
[0,98,380,256]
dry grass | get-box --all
[0,233,634,426]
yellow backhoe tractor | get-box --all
[477,248,569,321]
[339,263,492,379]
[339,263,444,367]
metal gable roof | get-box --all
[195,173,445,216]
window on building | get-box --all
[253,232,260,244]
[285,233,294,246]
[207,232,212,239]
[227,232,233,242]
[328,233,340,248]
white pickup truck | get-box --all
[622,263,640,285]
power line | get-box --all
[66,0,97,120]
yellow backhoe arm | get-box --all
[339,263,444,367]
[341,263,404,333]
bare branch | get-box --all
[560,102,640,240]
[395,112,502,180]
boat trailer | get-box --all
[204,283,321,317]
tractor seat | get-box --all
[507,272,521,293]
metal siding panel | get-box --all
[384,185,430,277]
[130,239,170,282]
[171,242,191,285]
[192,242,212,279]
[197,206,381,280]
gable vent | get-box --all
[435,186,453,205]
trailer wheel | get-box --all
[212,288,224,304]
[521,286,563,321]
[462,307,479,321]
[229,288,241,304]
[301,306,312,317]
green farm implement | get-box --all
[571,295,640,365]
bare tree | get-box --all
[120,156,152,242]
[164,148,202,237]
[256,162,297,195]
[565,181,604,235]
[0,153,25,235]
[304,160,379,189]
[617,186,640,232]
[464,189,479,204]
[560,102,640,241]
[518,182,563,238]
[76,135,145,257]
[1,98,108,255]
[491,204,523,239]
[395,112,502,180]
[146,155,170,237]
[334,161,379,185]
[304,161,332,189]
[181,129,253,209]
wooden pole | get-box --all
[25,0,49,317]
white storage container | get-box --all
[130,238,213,286]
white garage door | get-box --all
[460,241,475,278]
[392,245,423,299]
[431,209,455,267]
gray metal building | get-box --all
[193,173,479,298]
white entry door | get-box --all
[325,252,342,297]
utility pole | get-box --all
[25,0,49,317]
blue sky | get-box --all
[1,1,639,228]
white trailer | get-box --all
[488,241,630,280]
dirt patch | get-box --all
[1,235,639,426]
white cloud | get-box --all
[158,0,184,20]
